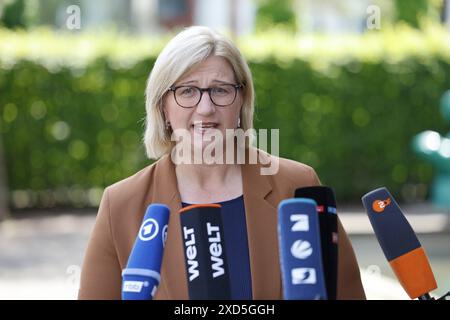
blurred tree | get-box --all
[0,0,25,29]
[255,0,297,33]
[394,0,443,28]
[0,0,82,30]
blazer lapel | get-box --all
[242,154,281,299]
[150,154,189,299]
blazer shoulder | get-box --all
[103,160,159,213]
[258,149,320,187]
[108,161,157,192]
[279,157,317,180]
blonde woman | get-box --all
[78,26,365,300]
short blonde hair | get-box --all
[143,26,255,159]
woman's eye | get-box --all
[213,87,229,94]
[180,87,194,95]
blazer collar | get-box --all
[152,148,280,299]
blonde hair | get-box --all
[143,26,255,159]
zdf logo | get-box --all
[372,198,391,213]
[139,219,159,241]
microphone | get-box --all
[121,203,170,300]
[278,198,327,300]
[179,204,232,300]
[361,187,437,299]
[294,186,338,300]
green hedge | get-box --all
[1,26,450,208]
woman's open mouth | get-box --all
[191,121,219,135]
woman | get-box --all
[78,26,365,300]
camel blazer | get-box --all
[78,148,366,300]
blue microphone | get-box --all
[121,203,170,300]
[278,198,327,300]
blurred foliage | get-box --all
[0,0,25,29]
[255,0,297,33]
[1,24,450,209]
[394,0,443,28]
[0,0,84,30]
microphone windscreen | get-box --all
[179,204,231,300]
[122,203,170,300]
[295,186,337,209]
[362,187,437,299]
[295,186,338,300]
[278,198,327,300]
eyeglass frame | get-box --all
[167,83,243,108]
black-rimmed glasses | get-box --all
[168,84,243,108]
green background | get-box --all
[1,26,449,208]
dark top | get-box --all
[181,195,253,299]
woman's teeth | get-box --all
[192,123,218,134]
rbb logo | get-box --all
[138,218,159,241]
[122,280,150,293]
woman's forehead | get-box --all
[178,56,235,84]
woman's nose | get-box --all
[195,91,215,116]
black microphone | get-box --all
[295,186,338,300]
[179,204,232,300]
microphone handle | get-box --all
[417,293,434,300]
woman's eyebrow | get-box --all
[211,79,233,84]
[177,80,197,86]
[177,79,234,86]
